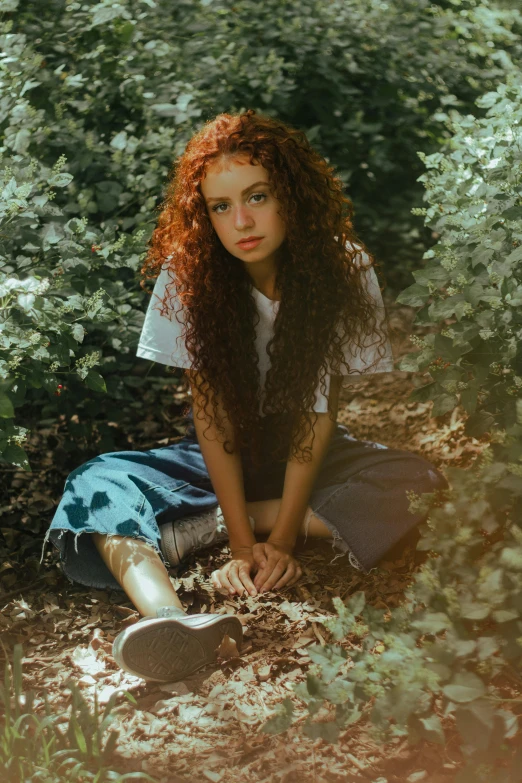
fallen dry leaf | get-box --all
[216,633,240,660]
[0,343,484,783]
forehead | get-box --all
[201,156,270,198]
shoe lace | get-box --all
[348,551,364,571]
[178,513,227,548]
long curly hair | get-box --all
[141,109,390,469]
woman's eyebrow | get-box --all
[205,180,270,204]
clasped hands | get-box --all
[210,540,302,597]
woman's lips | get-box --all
[237,237,263,249]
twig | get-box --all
[0,577,48,603]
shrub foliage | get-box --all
[265,76,522,782]
[2,0,522,468]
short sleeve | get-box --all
[334,248,395,375]
[136,264,193,369]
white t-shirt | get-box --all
[136,248,394,413]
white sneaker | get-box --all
[160,506,256,567]
[112,605,243,681]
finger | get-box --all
[259,561,288,592]
[252,546,267,569]
[286,566,303,587]
[229,566,248,596]
[272,563,297,591]
[254,552,279,588]
[211,570,227,595]
[274,562,302,590]
[238,565,257,597]
[253,561,274,589]
[219,567,237,595]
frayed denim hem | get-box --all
[300,502,370,574]
[41,525,169,591]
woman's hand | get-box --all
[252,541,302,592]
[211,548,258,597]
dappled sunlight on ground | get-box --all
[0,305,489,782]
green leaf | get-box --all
[430,296,463,320]
[443,672,486,703]
[454,700,494,747]
[0,393,14,418]
[261,698,294,735]
[419,714,445,744]
[409,382,437,403]
[48,172,73,188]
[0,1,19,11]
[399,353,421,372]
[396,283,430,307]
[506,244,522,264]
[2,443,31,471]
[84,371,107,393]
[431,393,458,417]
[492,608,519,623]
[412,612,450,634]
[464,411,496,437]
[345,591,365,617]
[434,333,469,362]
[460,602,490,620]
[303,718,340,743]
[40,222,64,250]
[110,131,128,151]
[502,206,522,220]
[322,679,355,705]
[460,385,478,415]
[71,324,85,343]
[413,266,449,286]
[150,103,178,117]
[307,644,347,683]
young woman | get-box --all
[45,110,447,683]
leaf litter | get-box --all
[0,305,490,782]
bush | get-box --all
[10,0,522,286]
[2,0,522,469]
[0,152,148,470]
[264,75,522,783]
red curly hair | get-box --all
[141,109,389,469]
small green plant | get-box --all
[0,644,153,783]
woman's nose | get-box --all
[234,205,254,229]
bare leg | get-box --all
[92,533,184,617]
[245,499,332,538]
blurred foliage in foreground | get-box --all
[265,76,522,783]
[0,644,151,783]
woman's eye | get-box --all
[212,192,267,214]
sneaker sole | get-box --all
[112,615,243,682]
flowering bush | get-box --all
[0,153,147,469]
[2,0,522,471]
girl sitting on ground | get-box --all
[45,110,446,683]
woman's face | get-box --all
[201,155,286,267]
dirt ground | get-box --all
[0,301,489,782]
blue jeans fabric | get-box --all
[45,412,448,589]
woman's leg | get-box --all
[92,533,184,617]
[245,499,332,538]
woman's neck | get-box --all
[252,281,281,301]
[247,269,281,302]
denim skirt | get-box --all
[44,410,448,590]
